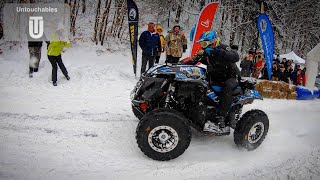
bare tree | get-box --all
[70,0,80,36]
[93,0,101,44]
[82,0,86,13]
[98,0,111,45]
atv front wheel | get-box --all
[234,109,269,151]
[136,109,191,161]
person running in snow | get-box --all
[155,25,165,64]
[138,22,161,75]
[47,24,70,86]
[26,23,44,78]
[165,25,187,64]
[27,41,42,78]
[25,11,44,78]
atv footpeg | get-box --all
[203,121,230,135]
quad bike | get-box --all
[131,62,269,161]
[131,31,269,161]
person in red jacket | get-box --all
[252,54,265,78]
[297,67,307,86]
[302,68,307,86]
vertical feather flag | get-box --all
[257,2,274,80]
[190,2,219,58]
[127,0,139,76]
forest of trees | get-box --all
[138,0,320,57]
[0,0,319,57]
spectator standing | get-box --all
[274,53,280,64]
[285,65,293,84]
[297,68,307,86]
[47,24,70,86]
[261,63,269,80]
[271,62,280,81]
[303,68,307,86]
[165,25,187,64]
[292,64,301,85]
[278,63,288,83]
[252,54,265,78]
[240,54,254,77]
[138,22,161,74]
[155,25,165,64]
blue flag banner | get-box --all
[257,13,274,80]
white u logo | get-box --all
[29,16,44,39]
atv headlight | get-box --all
[130,91,135,100]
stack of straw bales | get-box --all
[254,80,297,99]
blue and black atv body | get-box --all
[132,63,269,161]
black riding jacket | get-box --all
[187,44,240,84]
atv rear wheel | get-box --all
[234,109,269,151]
[136,109,191,161]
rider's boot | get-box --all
[203,121,230,134]
[203,121,220,133]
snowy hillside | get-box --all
[0,45,320,179]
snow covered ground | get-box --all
[0,44,320,179]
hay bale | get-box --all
[262,82,273,91]
[279,92,288,99]
[254,80,298,99]
[255,85,263,93]
[287,92,297,99]
[260,91,268,98]
[280,82,290,92]
[270,91,281,99]
[272,82,282,91]
[258,80,268,87]
[265,81,273,87]
[288,85,296,93]
[254,83,261,91]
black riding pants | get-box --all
[48,55,68,83]
[219,78,238,116]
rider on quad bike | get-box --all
[132,31,269,161]
[183,31,240,133]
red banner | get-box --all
[190,2,219,58]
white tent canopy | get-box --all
[279,51,306,64]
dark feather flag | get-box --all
[127,0,139,76]
[257,2,274,80]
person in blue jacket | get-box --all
[138,22,161,75]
